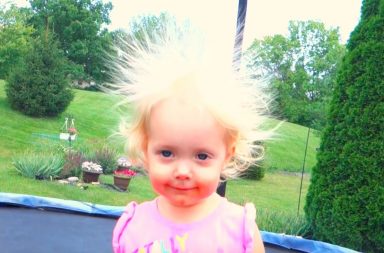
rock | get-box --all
[58,180,69,184]
[67,177,79,183]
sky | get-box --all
[107,0,362,48]
[2,0,362,48]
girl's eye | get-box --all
[197,153,208,160]
[161,150,172,157]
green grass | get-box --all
[0,165,309,233]
[0,80,312,233]
[263,119,320,173]
[0,80,127,163]
[0,165,309,213]
[0,80,320,172]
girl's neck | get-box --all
[156,193,222,224]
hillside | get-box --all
[0,80,319,172]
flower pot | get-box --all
[82,171,101,183]
[114,176,132,191]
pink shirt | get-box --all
[112,197,256,253]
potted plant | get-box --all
[116,157,131,169]
[81,161,103,183]
[113,168,136,191]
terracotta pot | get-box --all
[114,176,132,191]
[82,171,100,183]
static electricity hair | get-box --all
[109,19,272,179]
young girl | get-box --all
[111,21,270,253]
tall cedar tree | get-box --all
[304,0,384,252]
[6,34,73,117]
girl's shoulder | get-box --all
[114,200,154,222]
[112,200,157,252]
[220,198,256,222]
[219,199,257,252]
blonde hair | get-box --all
[109,19,272,179]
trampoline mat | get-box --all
[0,207,115,253]
[0,207,301,253]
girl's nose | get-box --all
[174,161,192,180]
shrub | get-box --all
[305,1,384,252]
[60,142,119,177]
[242,142,266,180]
[5,34,73,117]
[93,145,118,174]
[61,150,85,178]
[243,164,265,180]
[13,152,64,180]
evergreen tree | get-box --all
[304,0,384,252]
[6,34,73,117]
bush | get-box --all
[242,142,266,180]
[13,152,64,180]
[59,141,119,177]
[61,150,86,178]
[243,164,265,180]
[93,145,118,174]
[5,34,73,117]
[305,1,384,252]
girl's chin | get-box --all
[164,192,218,208]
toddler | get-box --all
[111,21,270,253]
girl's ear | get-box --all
[225,143,236,164]
[141,139,149,171]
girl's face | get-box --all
[143,98,233,208]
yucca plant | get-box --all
[13,152,64,180]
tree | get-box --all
[106,13,179,84]
[304,0,384,252]
[6,34,73,117]
[28,0,113,83]
[129,13,176,43]
[111,13,178,50]
[247,21,345,130]
[0,5,34,79]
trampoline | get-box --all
[0,193,359,253]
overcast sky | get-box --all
[2,0,362,47]
[107,0,362,47]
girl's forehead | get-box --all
[146,98,229,148]
[147,98,223,134]
[150,97,211,124]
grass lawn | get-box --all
[0,80,319,171]
[0,80,311,233]
[0,162,308,213]
[263,119,320,173]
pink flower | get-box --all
[68,127,77,135]
[114,169,137,178]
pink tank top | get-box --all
[112,197,256,253]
